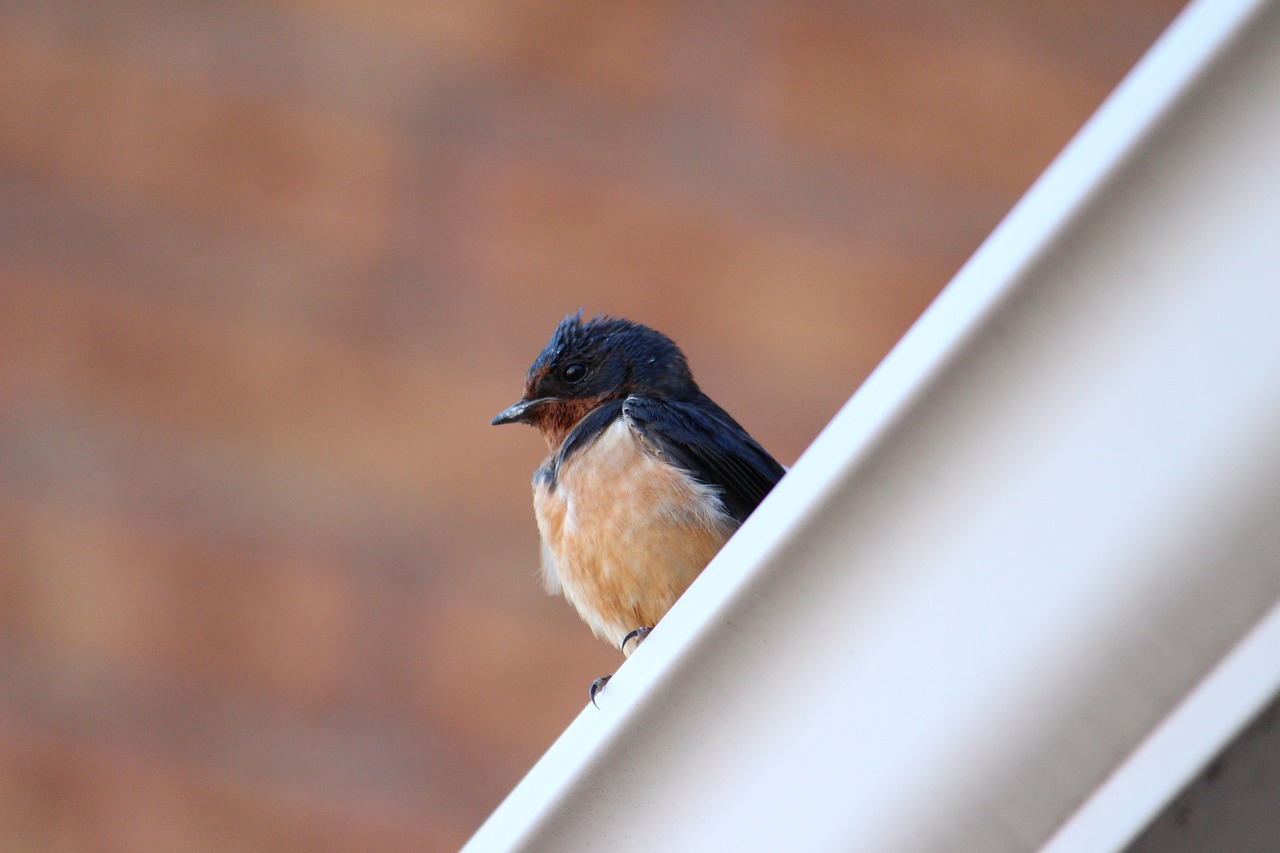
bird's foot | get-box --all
[589,675,611,708]
[590,627,654,707]
[621,626,652,656]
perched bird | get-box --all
[492,312,786,698]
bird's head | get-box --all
[492,312,697,448]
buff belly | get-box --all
[533,418,736,652]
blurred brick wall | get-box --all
[0,1,1184,850]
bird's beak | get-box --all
[491,397,554,426]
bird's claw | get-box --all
[621,626,652,655]
[590,627,653,707]
[589,675,612,708]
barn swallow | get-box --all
[492,312,786,703]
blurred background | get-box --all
[0,0,1185,850]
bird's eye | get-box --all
[561,363,587,384]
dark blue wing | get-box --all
[622,395,786,524]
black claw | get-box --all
[622,626,652,653]
[589,675,612,707]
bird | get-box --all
[492,312,786,702]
